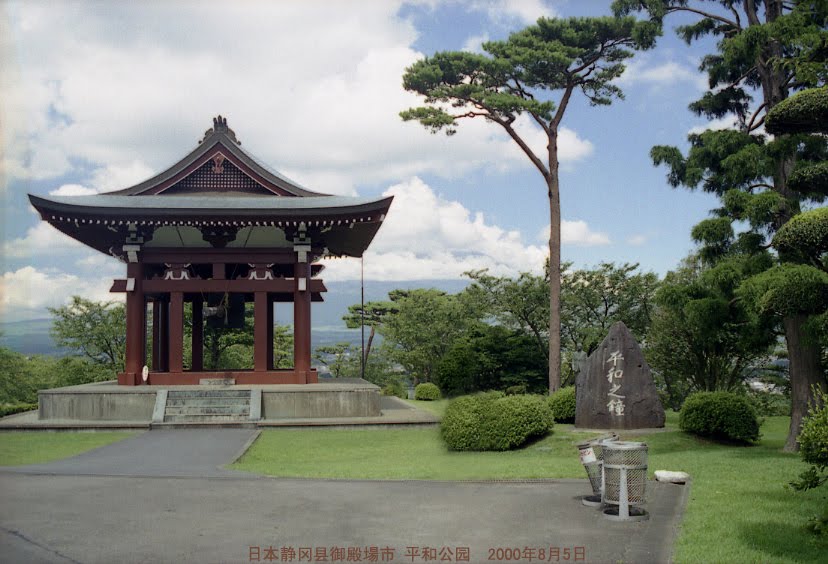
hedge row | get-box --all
[441,392,553,451]
[0,403,38,417]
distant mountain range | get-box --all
[0,279,469,356]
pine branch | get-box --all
[666,6,740,29]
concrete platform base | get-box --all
[2,387,438,430]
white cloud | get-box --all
[688,115,739,135]
[627,234,647,246]
[2,1,591,196]
[322,177,547,280]
[88,160,156,192]
[470,0,555,24]
[49,184,98,196]
[2,223,87,259]
[75,253,122,272]
[462,33,489,53]
[617,58,707,91]
[0,266,119,321]
[538,221,611,247]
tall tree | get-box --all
[342,301,399,366]
[400,16,659,392]
[614,0,828,450]
[49,296,126,373]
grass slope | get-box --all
[0,432,136,466]
[234,415,826,562]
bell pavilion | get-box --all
[29,116,393,387]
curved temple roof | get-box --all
[28,116,393,258]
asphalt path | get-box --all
[0,429,688,564]
[1,429,257,478]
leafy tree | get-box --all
[354,344,401,388]
[379,288,479,384]
[561,262,659,355]
[0,346,35,404]
[614,0,828,451]
[401,16,659,392]
[465,269,549,360]
[1,346,115,405]
[314,343,358,378]
[272,324,294,369]
[49,296,126,373]
[435,324,548,397]
[466,262,658,386]
[342,301,399,368]
[647,254,776,409]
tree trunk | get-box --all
[364,326,375,366]
[783,315,827,452]
[547,129,562,393]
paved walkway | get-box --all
[2,429,258,478]
[0,429,689,564]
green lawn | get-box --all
[233,415,826,562]
[402,398,449,417]
[0,432,136,466]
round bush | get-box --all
[548,386,576,423]
[414,382,441,401]
[441,392,552,451]
[799,390,828,469]
[679,391,760,444]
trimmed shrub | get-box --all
[799,390,828,470]
[485,395,554,450]
[414,382,441,401]
[441,392,553,451]
[679,391,760,444]
[548,386,576,423]
[0,403,38,417]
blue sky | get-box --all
[0,0,730,321]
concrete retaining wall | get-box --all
[39,390,156,421]
[37,380,381,421]
[262,389,381,418]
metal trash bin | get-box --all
[577,434,618,507]
[601,441,649,521]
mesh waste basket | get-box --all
[601,441,649,521]
[577,433,617,507]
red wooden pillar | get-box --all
[158,300,169,372]
[122,261,145,385]
[191,297,203,371]
[151,300,162,371]
[293,261,312,379]
[266,296,274,371]
[254,292,269,372]
[169,292,184,373]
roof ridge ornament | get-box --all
[199,115,241,146]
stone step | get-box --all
[167,390,250,399]
[166,397,250,407]
[163,414,250,423]
[164,405,250,416]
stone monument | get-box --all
[575,321,665,429]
